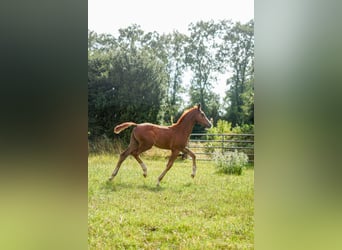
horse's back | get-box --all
[134,123,173,149]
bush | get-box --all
[204,120,254,155]
[204,120,232,154]
[206,119,232,135]
[213,150,249,175]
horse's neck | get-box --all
[174,112,196,136]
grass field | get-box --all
[88,154,254,249]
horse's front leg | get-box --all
[182,148,197,178]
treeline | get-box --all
[88,19,254,142]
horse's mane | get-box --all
[171,106,197,127]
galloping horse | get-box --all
[109,104,212,185]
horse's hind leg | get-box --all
[108,147,131,181]
[132,143,153,178]
[157,149,179,186]
[109,133,139,181]
[132,155,147,177]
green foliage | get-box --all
[221,20,254,126]
[204,120,254,156]
[186,20,222,118]
[232,123,254,134]
[88,155,254,249]
[88,19,254,146]
[88,35,168,141]
[161,31,188,123]
[207,119,232,134]
[213,150,249,175]
[204,120,232,153]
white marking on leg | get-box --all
[191,165,196,178]
[112,168,118,177]
[140,162,147,177]
[109,169,117,181]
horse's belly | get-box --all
[154,143,170,150]
[154,138,172,149]
[154,136,186,150]
[153,130,175,149]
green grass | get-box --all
[88,154,254,249]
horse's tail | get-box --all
[114,122,137,134]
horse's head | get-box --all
[194,104,212,128]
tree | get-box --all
[185,20,223,117]
[117,24,144,53]
[88,30,168,141]
[88,19,254,146]
[88,35,114,139]
[114,25,190,125]
[158,31,188,123]
[219,20,254,125]
[88,30,117,54]
[184,20,231,127]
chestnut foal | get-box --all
[108,104,212,185]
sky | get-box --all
[88,0,254,35]
[88,0,254,102]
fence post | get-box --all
[221,134,224,154]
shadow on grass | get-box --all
[183,182,193,188]
[100,179,166,192]
[138,184,165,192]
[101,180,134,192]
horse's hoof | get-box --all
[108,177,113,181]
[143,173,147,178]
[191,174,195,178]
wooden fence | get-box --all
[188,133,254,163]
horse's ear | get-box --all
[197,104,201,110]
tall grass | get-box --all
[88,137,124,154]
[88,154,254,249]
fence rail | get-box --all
[188,133,254,163]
